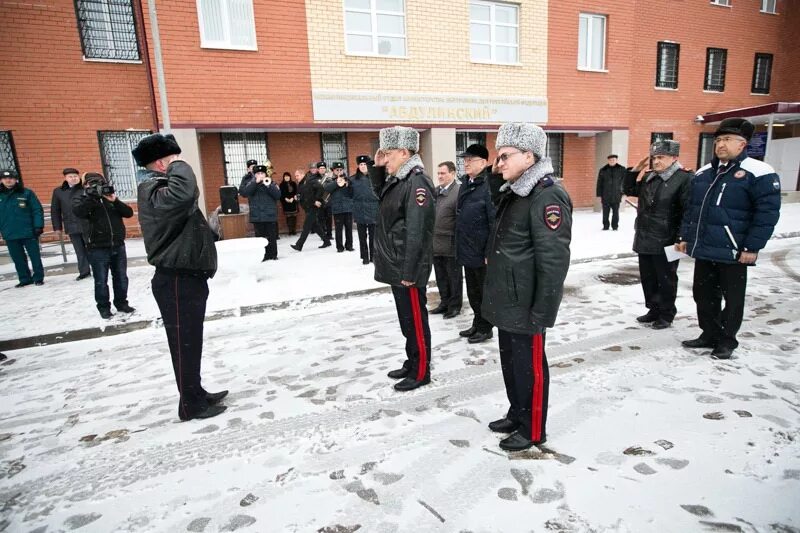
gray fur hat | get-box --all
[379,126,419,152]
[496,123,547,158]
[650,139,680,157]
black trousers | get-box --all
[323,205,333,240]
[602,202,620,230]
[253,221,278,259]
[151,271,211,420]
[464,265,492,333]
[295,207,328,248]
[638,252,679,322]
[357,223,375,262]
[433,255,462,312]
[499,329,549,442]
[334,212,354,251]
[693,259,748,349]
[69,232,91,277]
[87,244,129,311]
[284,212,297,235]
[391,285,431,381]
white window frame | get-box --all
[578,13,607,72]
[469,1,520,65]
[343,0,407,58]
[710,0,731,6]
[196,0,258,51]
[760,0,777,13]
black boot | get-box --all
[394,375,430,391]
[262,247,270,262]
[488,418,519,433]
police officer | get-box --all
[371,126,435,392]
[239,162,281,261]
[483,123,572,451]
[351,155,379,265]
[323,162,354,252]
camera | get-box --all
[88,182,115,197]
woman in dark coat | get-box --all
[280,171,299,235]
[351,155,379,264]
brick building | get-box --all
[1,0,798,236]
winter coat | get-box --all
[596,163,626,204]
[51,181,85,234]
[623,165,692,255]
[280,180,299,214]
[239,175,281,223]
[298,173,325,210]
[72,192,133,249]
[323,176,354,215]
[370,154,435,287]
[0,179,44,241]
[482,162,572,335]
[680,152,781,264]
[137,161,218,277]
[433,180,460,257]
[350,170,379,225]
[455,167,496,268]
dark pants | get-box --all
[638,252,679,322]
[334,212,354,251]
[433,255,462,312]
[87,244,129,311]
[284,211,297,235]
[499,329,549,442]
[602,202,620,230]
[295,207,328,248]
[7,237,44,284]
[323,205,333,240]
[357,223,375,262]
[253,221,278,259]
[69,233,91,277]
[693,259,748,350]
[152,270,211,420]
[464,265,492,333]
[391,285,432,381]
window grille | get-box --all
[0,132,20,175]
[74,0,140,60]
[655,42,680,89]
[752,53,773,94]
[546,133,563,179]
[222,132,268,187]
[704,48,727,92]
[321,133,349,174]
[98,131,152,199]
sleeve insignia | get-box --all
[415,187,427,207]
[734,170,746,179]
[545,204,562,230]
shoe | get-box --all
[206,390,229,404]
[290,244,302,252]
[459,326,477,338]
[443,309,460,319]
[468,331,493,344]
[488,418,519,433]
[612,228,619,231]
[76,272,91,281]
[362,259,370,265]
[394,376,430,391]
[180,404,227,421]
[499,431,542,451]
[387,366,410,379]
[346,247,354,252]
[34,281,44,286]
[0,353,6,362]
[262,255,270,262]
[99,309,114,319]
[636,311,658,323]
[711,346,734,360]
[319,242,331,249]
[116,303,136,313]
[602,227,610,231]
[14,282,33,288]
[651,319,671,330]
[682,336,716,349]
[429,306,447,315]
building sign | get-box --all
[312,90,548,124]
[747,132,767,160]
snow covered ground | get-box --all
[0,205,799,532]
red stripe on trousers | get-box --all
[175,276,186,419]
[531,333,544,442]
[409,287,427,381]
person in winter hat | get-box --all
[350,155,379,264]
[239,162,281,261]
[323,161,354,252]
[483,123,572,452]
[0,169,45,287]
[596,154,626,230]
[51,167,91,280]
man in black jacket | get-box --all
[371,126,435,392]
[72,172,135,319]
[291,165,331,251]
[134,133,227,422]
[596,154,626,230]
[483,123,572,451]
[623,140,692,330]
[51,167,91,280]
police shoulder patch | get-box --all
[415,187,427,207]
[734,170,746,179]
[544,204,562,230]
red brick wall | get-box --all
[561,135,597,208]
[774,0,800,101]
[199,133,225,213]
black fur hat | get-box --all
[331,162,344,170]
[132,133,182,167]
[356,155,371,165]
[714,118,755,141]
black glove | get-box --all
[34,227,44,237]
[86,187,101,198]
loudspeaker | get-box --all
[220,185,240,214]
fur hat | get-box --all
[316,161,327,169]
[650,140,680,157]
[246,159,258,167]
[83,172,106,185]
[714,118,755,141]
[496,123,547,158]
[132,133,182,167]
[331,162,344,170]
[0,169,19,179]
[356,155,371,165]
[63,167,80,176]
[379,126,419,152]
[252,165,268,174]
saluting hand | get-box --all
[634,155,650,172]
[374,150,388,167]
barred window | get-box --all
[456,131,487,175]
[546,133,563,179]
[74,0,140,61]
[470,1,519,64]
[344,0,406,57]
[98,131,152,200]
[655,42,680,89]
[222,133,268,187]
[197,0,257,50]
[697,133,715,169]
[752,53,773,94]
[0,131,20,175]
[704,48,727,92]
[651,132,673,144]
[321,133,349,174]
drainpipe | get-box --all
[147,0,171,132]
[764,113,774,161]
[135,0,159,132]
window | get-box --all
[578,13,606,71]
[710,0,731,6]
[752,53,773,94]
[651,132,673,144]
[697,133,715,168]
[74,0,140,61]
[344,0,406,57]
[655,42,680,89]
[197,0,257,50]
[0,132,20,176]
[455,132,487,175]
[321,133,349,174]
[546,133,563,179]
[704,48,727,91]
[98,131,152,199]
[470,1,519,64]
[761,0,777,13]
[222,133,268,187]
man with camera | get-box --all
[72,172,135,319]
[239,162,281,261]
[323,161,354,252]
